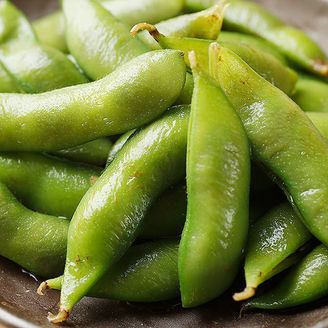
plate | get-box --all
[1,0,328,327]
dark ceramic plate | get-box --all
[1,0,328,327]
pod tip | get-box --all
[313,59,328,76]
[47,307,70,324]
[37,281,48,296]
[233,287,256,302]
[130,23,161,41]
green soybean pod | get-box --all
[209,43,328,246]
[0,183,69,278]
[134,26,297,95]
[0,50,186,151]
[63,0,149,80]
[292,75,328,113]
[51,138,113,167]
[0,153,100,218]
[39,240,179,302]
[179,54,250,308]
[0,1,87,93]
[233,203,312,301]
[223,0,328,76]
[0,45,88,93]
[0,0,36,44]
[33,11,68,53]
[47,105,189,323]
[246,245,328,309]
[217,31,287,64]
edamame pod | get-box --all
[223,0,328,76]
[179,54,250,308]
[0,1,87,93]
[134,3,225,49]
[63,0,149,80]
[39,240,179,303]
[133,26,297,95]
[246,245,328,309]
[184,0,216,12]
[0,153,100,218]
[209,44,328,246]
[292,75,328,113]
[51,138,113,167]
[47,105,189,323]
[0,0,35,44]
[155,2,224,39]
[217,31,287,64]
[0,183,69,278]
[0,50,186,151]
[33,0,184,53]
[233,203,312,301]
[33,11,68,53]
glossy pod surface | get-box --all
[44,241,179,303]
[63,0,149,80]
[0,153,100,218]
[52,138,113,167]
[53,105,190,321]
[233,203,312,301]
[179,64,250,307]
[138,29,297,96]
[0,50,186,151]
[209,44,328,246]
[0,183,69,278]
[0,1,87,93]
[247,245,328,309]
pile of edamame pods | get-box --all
[0,0,328,324]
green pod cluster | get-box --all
[292,75,328,113]
[233,203,312,301]
[0,1,87,93]
[41,240,179,303]
[222,0,328,76]
[51,138,113,167]
[179,59,250,307]
[0,183,69,278]
[50,105,190,321]
[134,27,297,95]
[209,44,328,246]
[247,245,328,309]
[0,50,186,151]
[33,0,185,53]
[0,152,100,218]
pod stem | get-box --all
[37,281,49,296]
[47,307,70,324]
[208,42,221,78]
[130,23,162,43]
[233,287,256,302]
